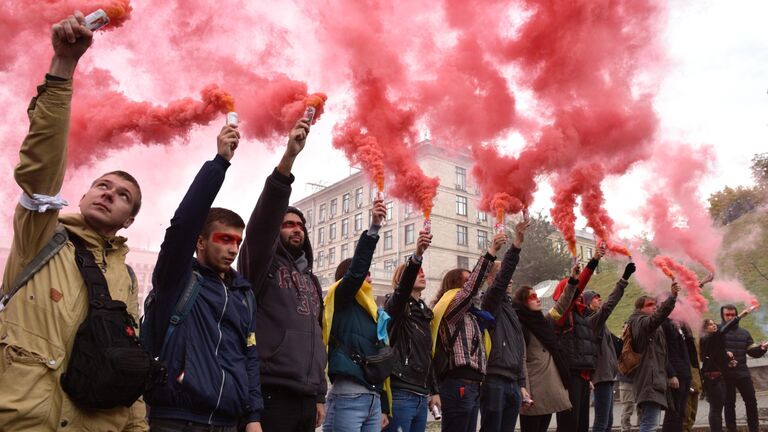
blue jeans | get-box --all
[591,382,614,432]
[385,390,428,432]
[439,378,481,432]
[479,376,521,432]
[637,402,662,432]
[322,392,381,432]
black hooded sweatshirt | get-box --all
[237,168,327,402]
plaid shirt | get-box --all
[439,253,495,374]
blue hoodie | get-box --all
[146,155,262,425]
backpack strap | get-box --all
[126,265,137,295]
[69,231,113,303]
[158,271,203,359]
[0,225,69,311]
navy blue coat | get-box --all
[147,155,262,425]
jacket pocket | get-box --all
[0,342,62,427]
[263,329,310,380]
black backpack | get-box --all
[58,232,165,408]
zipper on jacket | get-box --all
[209,280,229,423]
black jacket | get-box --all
[237,169,326,401]
[557,310,598,372]
[481,246,526,384]
[720,307,767,380]
[384,255,437,394]
[700,316,740,374]
[663,319,692,381]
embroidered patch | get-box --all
[50,288,63,302]
[246,332,257,347]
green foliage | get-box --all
[751,152,768,189]
[708,186,764,226]
[511,212,571,286]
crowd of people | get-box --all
[1,12,768,432]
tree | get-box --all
[511,212,572,286]
[751,152,768,189]
[708,185,763,225]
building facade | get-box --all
[292,140,596,302]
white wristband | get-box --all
[19,192,69,213]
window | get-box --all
[405,224,415,245]
[318,227,325,245]
[384,259,395,272]
[456,196,468,216]
[457,225,468,246]
[354,213,363,231]
[580,245,584,259]
[587,247,593,258]
[405,202,414,215]
[343,193,351,213]
[341,243,349,260]
[386,201,394,221]
[328,247,336,265]
[319,204,326,222]
[306,209,313,228]
[457,255,469,269]
[477,211,488,223]
[329,223,337,240]
[342,218,349,237]
[355,187,363,208]
[456,166,467,191]
[330,199,338,218]
[384,231,393,250]
[478,230,488,250]
[317,251,325,268]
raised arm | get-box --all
[385,231,431,321]
[334,200,386,307]
[634,283,679,342]
[548,264,581,321]
[482,216,529,315]
[238,120,309,291]
[590,262,635,328]
[153,127,236,285]
[6,13,93,275]
[443,232,504,324]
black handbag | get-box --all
[334,336,394,384]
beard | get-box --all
[282,237,304,257]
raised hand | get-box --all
[488,232,508,257]
[671,282,680,296]
[286,118,310,157]
[217,125,240,161]
[415,231,432,257]
[513,212,532,248]
[50,11,94,78]
[371,199,386,226]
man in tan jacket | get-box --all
[0,11,147,431]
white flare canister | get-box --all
[84,9,109,31]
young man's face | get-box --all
[589,295,602,311]
[641,298,657,315]
[79,174,139,234]
[197,221,243,275]
[280,213,305,252]
[723,308,738,322]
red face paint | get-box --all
[527,292,539,301]
[281,220,305,230]
[211,232,243,246]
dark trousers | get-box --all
[261,386,317,432]
[150,418,236,432]
[439,378,481,432]
[556,373,590,432]
[520,414,553,432]
[479,376,522,432]
[591,381,614,432]
[724,376,759,432]
[661,376,691,432]
[704,376,726,432]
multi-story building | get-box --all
[293,140,596,302]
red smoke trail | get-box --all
[491,193,523,221]
[712,280,759,309]
[68,75,236,166]
[652,255,708,314]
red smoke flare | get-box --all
[304,93,327,124]
[68,75,235,166]
[652,255,708,313]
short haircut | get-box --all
[200,207,245,238]
[722,304,738,313]
[335,258,353,282]
[634,295,656,310]
[96,170,142,216]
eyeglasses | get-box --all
[527,292,539,301]
[281,220,305,230]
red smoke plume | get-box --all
[652,255,708,314]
